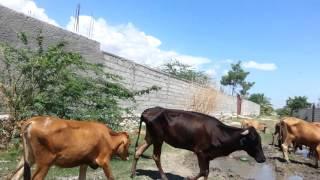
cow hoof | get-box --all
[161,175,169,180]
[184,176,194,180]
[130,173,135,178]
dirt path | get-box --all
[134,144,320,180]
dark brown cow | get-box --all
[271,122,281,147]
[131,107,266,180]
[10,116,130,180]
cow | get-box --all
[10,116,130,180]
[281,117,320,168]
[271,122,281,147]
[271,121,303,152]
[131,107,266,180]
[241,119,267,133]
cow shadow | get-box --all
[135,169,185,180]
[288,159,315,168]
[269,157,316,168]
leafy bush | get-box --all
[161,60,211,85]
[0,32,158,129]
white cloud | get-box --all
[1,1,211,69]
[0,0,58,26]
[243,61,277,71]
[66,15,211,68]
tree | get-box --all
[286,96,311,115]
[248,93,273,115]
[276,107,290,117]
[220,61,254,96]
[161,60,211,85]
[0,32,158,129]
[240,81,255,97]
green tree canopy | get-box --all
[161,60,211,85]
[276,107,291,117]
[220,61,255,96]
[0,32,158,129]
[248,93,273,115]
[286,96,311,115]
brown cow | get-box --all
[131,107,265,180]
[281,117,320,167]
[272,121,303,152]
[241,119,267,133]
[10,116,130,180]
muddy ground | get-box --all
[133,144,320,180]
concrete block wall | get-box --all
[103,52,199,114]
[0,5,260,117]
[0,5,104,65]
[294,108,320,122]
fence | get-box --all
[293,105,320,122]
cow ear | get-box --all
[241,129,249,136]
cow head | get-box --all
[240,127,266,163]
[116,132,130,160]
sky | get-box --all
[0,0,319,108]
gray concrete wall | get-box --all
[294,108,320,122]
[0,5,260,117]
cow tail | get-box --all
[280,120,287,146]
[23,162,31,180]
[22,122,32,180]
[134,115,144,151]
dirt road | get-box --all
[134,144,320,180]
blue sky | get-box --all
[1,0,319,108]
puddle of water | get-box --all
[250,164,275,180]
[210,157,276,180]
[211,156,304,180]
[295,148,309,159]
[287,175,303,180]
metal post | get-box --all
[312,103,315,122]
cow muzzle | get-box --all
[255,156,266,163]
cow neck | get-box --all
[218,124,245,155]
[109,132,124,152]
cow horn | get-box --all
[241,130,249,136]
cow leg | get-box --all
[131,131,152,178]
[10,156,25,180]
[314,145,320,168]
[281,138,292,162]
[79,165,88,180]
[187,153,209,180]
[96,154,114,180]
[271,134,275,145]
[101,162,114,180]
[131,141,151,177]
[152,142,167,180]
[32,165,50,180]
[277,136,282,149]
[11,152,36,180]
